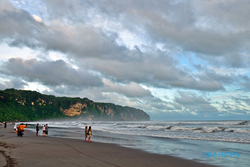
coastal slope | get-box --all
[0,88,150,121]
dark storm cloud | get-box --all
[1,58,103,88]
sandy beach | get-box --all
[0,124,219,167]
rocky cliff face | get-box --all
[60,101,150,121]
[61,102,87,116]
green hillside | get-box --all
[0,88,150,122]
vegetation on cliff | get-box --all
[0,88,150,122]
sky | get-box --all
[0,0,250,120]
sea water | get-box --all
[27,120,250,167]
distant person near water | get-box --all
[85,126,88,142]
[42,125,46,136]
[45,124,48,137]
[4,121,7,128]
[36,123,39,136]
[87,126,92,142]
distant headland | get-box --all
[0,88,150,122]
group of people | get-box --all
[12,122,93,142]
[85,126,92,142]
[36,123,49,137]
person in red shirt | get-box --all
[85,126,88,142]
[36,123,39,136]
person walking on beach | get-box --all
[42,125,46,136]
[4,121,7,128]
[85,126,88,142]
[87,126,92,142]
[36,123,39,136]
[45,124,48,137]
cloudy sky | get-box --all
[1,0,250,120]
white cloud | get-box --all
[33,15,42,22]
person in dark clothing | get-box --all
[85,126,88,142]
[87,126,92,142]
[36,123,39,136]
[45,124,48,137]
[4,121,7,128]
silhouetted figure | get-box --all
[88,126,92,142]
[45,124,48,137]
[4,121,7,128]
[85,126,88,142]
[36,123,39,136]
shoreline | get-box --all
[0,125,220,167]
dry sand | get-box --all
[0,124,219,167]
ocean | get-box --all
[26,120,250,167]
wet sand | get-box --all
[0,125,220,167]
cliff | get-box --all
[0,88,150,121]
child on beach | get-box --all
[85,126,88,142]
[87,126,92,142]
